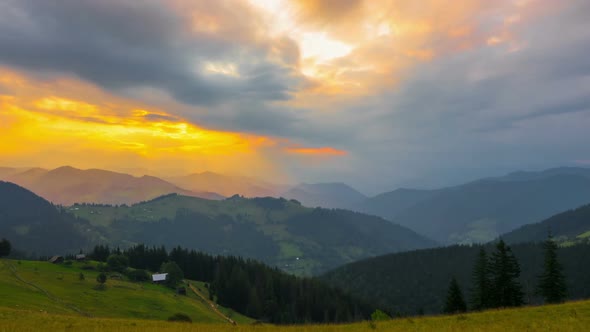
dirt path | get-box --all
[1,260,91,317]
[187,282,236,325]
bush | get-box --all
[167,313,192,323]
[107,254,129,273]
[126,269,150,282]
[96,272,107,284]
[160,261,184,287]
[0,238,11,257]
[371,309,391,321]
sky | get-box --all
[0,0,589,193]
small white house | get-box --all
[152,273,168,283]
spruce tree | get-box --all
[489,239,524,307]
[444,277,467,314]
[537,234,567,303]
[0,238,11,257]
[470,247,490,310]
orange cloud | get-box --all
[0,68,281,177]
[286,146,347,156]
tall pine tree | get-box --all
[537,234,567,303]
[444,277,467,314]
[470,247,490,310]
[489,239,524,308]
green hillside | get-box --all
[69,194,435,275]
[0,259,250,324]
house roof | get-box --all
[48,255,63,262]
[152,273,168,282]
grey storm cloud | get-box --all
[0,0,301,107]
[292,0,590,191]
[1,0,589,191]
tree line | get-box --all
[444,236,567,314]
[89,244,373,324]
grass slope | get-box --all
[1,298,589,331]
[0,259,250,324]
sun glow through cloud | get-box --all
[0,68,344,178]
[0,0,586,189]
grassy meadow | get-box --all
[1,299,589,332]
[0,259,250,324]
[1,258,589,331]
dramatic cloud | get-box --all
[0,0,589,191]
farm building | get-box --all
[75,254,86,261]
[152,273,168,283]
[48,255,64,264]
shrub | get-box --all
[167,313,192,323]
[126,269,150,282]
[371,309,391,321]
[107,254,129,273]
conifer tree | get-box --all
[444,277,467,314]
[470,247,490,310]
[489,239,524,307]
[0,238,11,257]
[537,234,567,303]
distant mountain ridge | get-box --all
[356,167,590,244]
[167,171,285,198]
[282,183,367,209]
[0,166,222,205]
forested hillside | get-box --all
[322,243,590,315]
[87,244,374,324]
[0,181,90,255]
[361,172,590,244]
[503,203,590,245]
[71,194,435,275]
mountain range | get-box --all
[167,172,286,198]
[0,181,435,274]
[356,168,590,244]
[0,166,222,205]
[3,165,590,246]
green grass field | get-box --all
[1,259,589,331]
[0,259,250,324]
[1,298,589,331]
